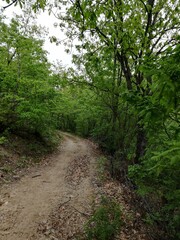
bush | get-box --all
[0,136,7,145]
[85,197,122,240]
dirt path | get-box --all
[0,133,97,240]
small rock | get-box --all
[0,199,5,206]
[13,175,20,180]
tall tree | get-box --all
[0,14,60,144]
[48,0,179,162]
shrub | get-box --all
[85,197,122,240]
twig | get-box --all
[32,174,41,178]
[59,197,71,208]
[3,0,17,9]
[72,206,91,217]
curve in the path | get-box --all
[0,133,96,240]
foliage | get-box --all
[128,45,180,239]
[1,1,180,238]
[85,197,122,240]
[97,156,107,182]
[0,136,7,145]
[0,15,62,146]
[49,2,180,237]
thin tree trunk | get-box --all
[134,123,147,164]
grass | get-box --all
[97,156,107,182]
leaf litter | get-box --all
[38,147,151,240]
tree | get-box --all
[129,45,180,239]
[0,14,61,145]
[2,1,179,237]
[2,0,47,11]
[47,0,179,162]
[48,1,179,236]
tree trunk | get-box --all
[134,123,147,164]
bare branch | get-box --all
[155,38,178,56]
[151,26,179,54]
[3,0,17,10]
[95,26,111,47]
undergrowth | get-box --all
[0,131,61,183]
[84,197,122,240]
[97,156,107,182]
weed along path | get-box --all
[0,133,98,240]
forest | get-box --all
[0,0,179,239]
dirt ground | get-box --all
[0,133,97,240]
[0,132,151,240]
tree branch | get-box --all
[139,0,148,12]
[8,50,17,65]
[155,38,178,56]
[139,0,154,59]
[150,25,179,54]
[3,0,17,9]
[95,26,111,47]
